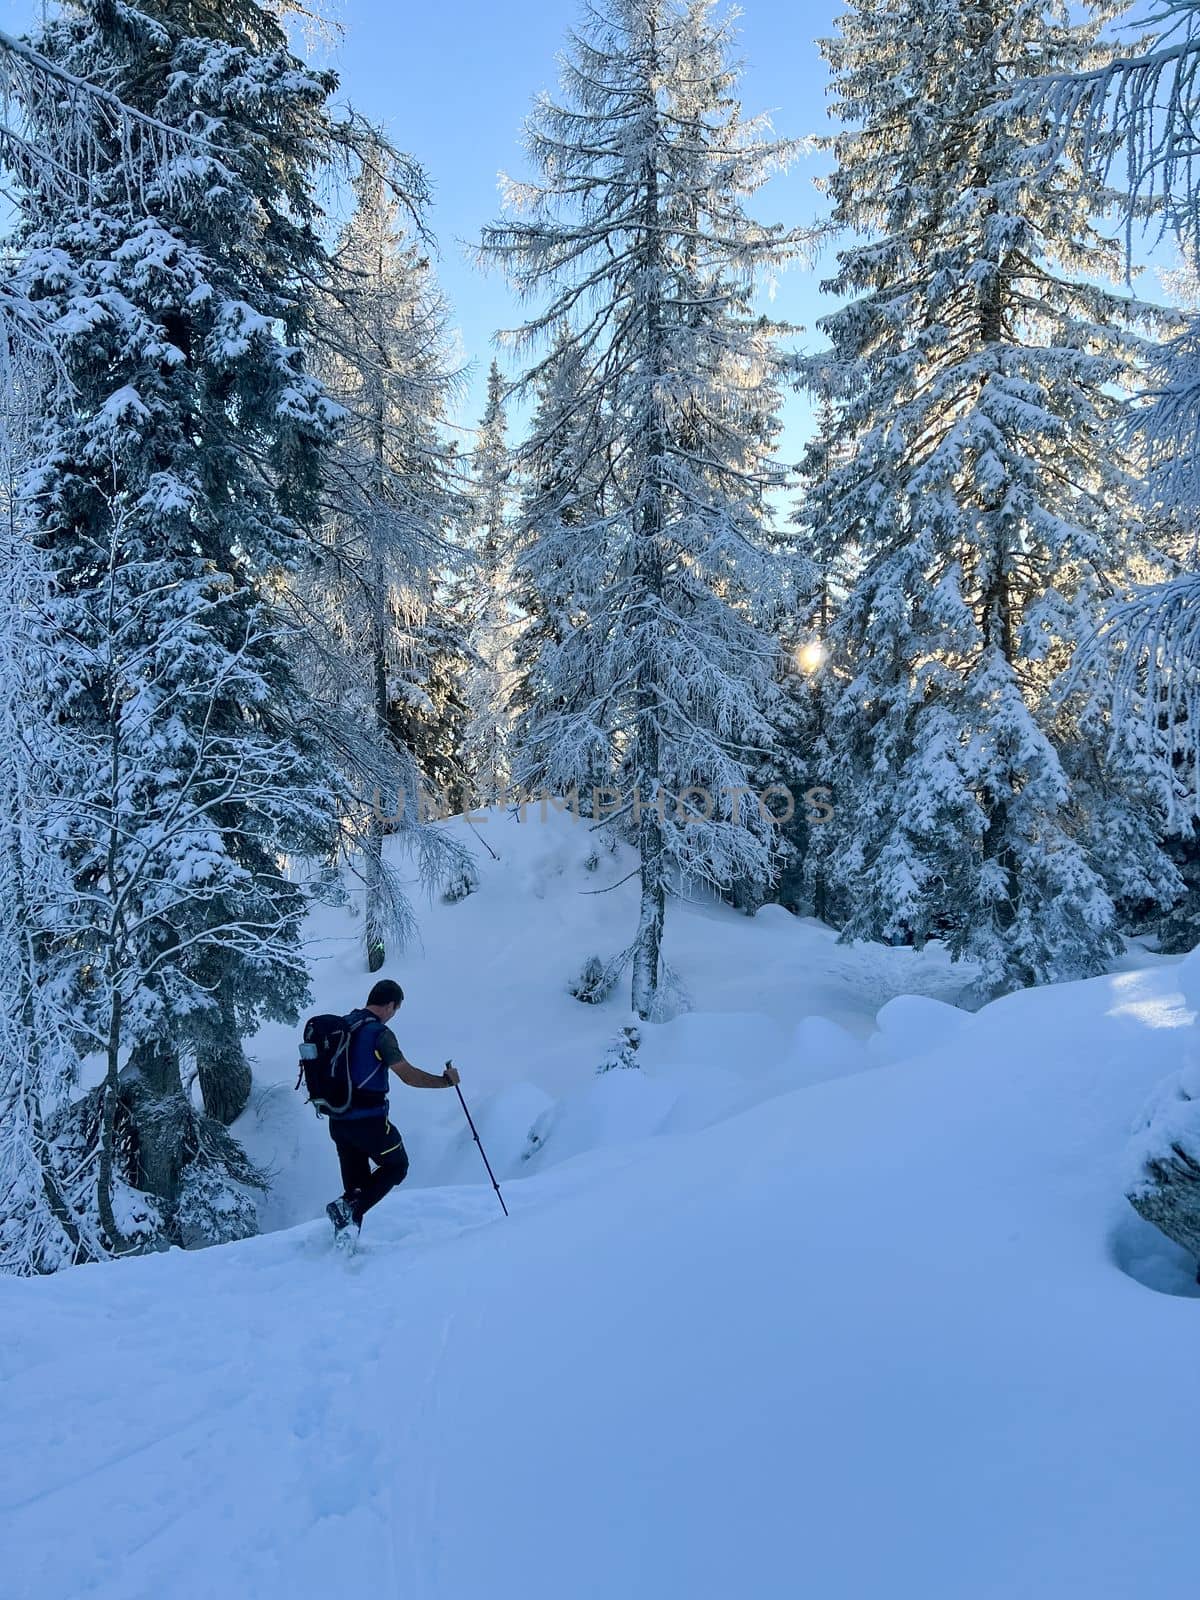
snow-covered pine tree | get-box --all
[386,577,475,805]
[310,151,471,970]
[461,361,515,801]
[0,328,105,1274]
[596,1024,642,1073]
[9,0,351,1250]
[483,0,803,1017]
[1014,16,1200,952]
[505,328,611,805]
[787,385,851,923]
[1063,258,1200,950]
[0,23,203,274]
[0,15,257,1273]
[803,0,1180,992]
[731,526,817,917]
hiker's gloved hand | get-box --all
[443,1062,460,1087]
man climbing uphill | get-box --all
[325,978,460,1245]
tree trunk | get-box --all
[632,780,666,1018]
[196,996,253,1127]
[2,799,101,1264]
[631,54,667,1022]
[97,981,131,1252]
[977,211,1020,936]
[125,1037,189,1236]
[364,354,390,973]
[365,556,389,972]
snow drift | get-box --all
[2,815,1197,1599]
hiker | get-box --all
[325,978,460,1242]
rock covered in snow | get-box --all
[1124,947,1200,1269]
[1126,1066,1200,1268]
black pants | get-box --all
[330,1117,409,1226]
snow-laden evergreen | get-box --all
[801,0,1179,992]
[482,0,804,1016]
[785,387,852,923]
[505,328,610,801]
[7,0,353,1252]
[1021,8,1200,947]
[462,361,516,799]
[0,25,200,1268]
[1024,5,1200,806]
[0,333,101,1274]
[0,21,224,413]
[1037,0,1200,253]
[0,25,204,258]
[320,190,474,811]
[307,150,472,970]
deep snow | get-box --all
[2,812,1198,1600]
[233,812,985,1231]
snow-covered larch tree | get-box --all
[309,152,471,970]
[482,0,804,1017]
[803,0,1180,992]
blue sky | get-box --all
[3,0,834,454]
[3,0,1171,463]
[316,0,834,455]
[316,0,1175,460]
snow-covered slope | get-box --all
[233,812,981,1231]
[3,814,1197,1600]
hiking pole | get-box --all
[448,1062,509,1217]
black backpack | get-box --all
[296,1013,374,1118]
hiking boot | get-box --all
[326,1196,359,1240]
